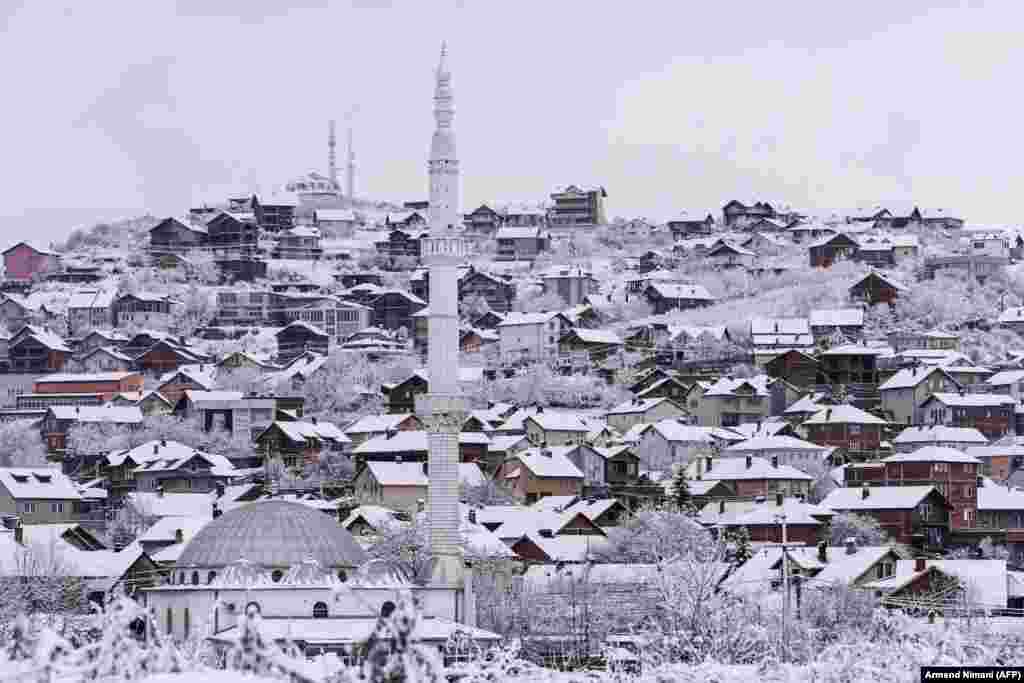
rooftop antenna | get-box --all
[328,119,338,188]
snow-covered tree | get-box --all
[827,511,890,546]
[0,421,49,467]
[594,505,712,563]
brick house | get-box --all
[802,404,887,459]
[496,446,585,503]
[686,455,814,499]
[919,392,1016,440]
[3,242,61,282]
[724,494,832,545]
[880,446,982,531]
[822,485,951,548]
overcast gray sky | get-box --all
[0,0,1016,242]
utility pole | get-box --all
[776,512,789,662]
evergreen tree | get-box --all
[730,526,754,566]
[671,466,692,512]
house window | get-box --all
[877,561,894,578]
[964,485,975,498]
[21,502,35,513]
[166,607,173,635]
[964,509,975,524]
[919,504,932,519]
[50,502,63,514]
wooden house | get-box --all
[134,339,206,375]
[494,226,549,262]
[205,211,259,254]
[849,271,904,306]
[643,283,715,315]
[254,419,349,469]
[919,393,1016,440]
[765,350,823,390]
[808,233,858,268]
[253,193,298,232]
[8,327,70,373]
[667,213,715,240]
[148,218,207,254]
[275,321,329,362]
[463,204,504,234]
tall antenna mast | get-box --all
[328,119,338,188]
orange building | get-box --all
[34,371,144,401]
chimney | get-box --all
[914,557,927,572]
[160,439,167,447]
[845,537,857,555]
[718,499,725,515]
[775,492,784,506]
[417,499,425,513]
[538,528,554,538]
[13,520,23,546]
[386,428,395,439]
[215,482,225,499]
[312,416,318,424]
[468,509,477,525]
[705,456,713,471]
[818,540,828,563]
[745,455,752,469]
[153,444,159,455]
[536,405,544,414]
[771,455,779,468]
[174,528,183,544]
[156,485,165,499]
[861,485,870,499]
[212,502,222,519]
[826,408,832,421]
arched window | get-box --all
[191,571,199,586]
[313,601,328,618]
[380,601,396,618]
[271,569,284,583]
[245,602,261,617]
[207,571,217,584]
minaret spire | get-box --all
[327,119,338,189]
[418,40,467,593]
[346,122,355,200]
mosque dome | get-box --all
[176,500,368,570]
[286,171,339,196]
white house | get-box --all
[497,312,573,364]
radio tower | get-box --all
[328,119,338,189]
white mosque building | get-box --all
[140,44,499,656]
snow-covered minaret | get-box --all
[346,124,356,200]
[416,41,466,589]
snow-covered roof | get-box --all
[987,369,1024,386]
[0,468,81,500]
[341,504,402,532]
[137,514,211,545]
[804,405,887,425]
[822,485,938,511]
[784,393,827,415]
[525,412,592,433]
[978,478,1024,511]
[353,430,487,454]
[891,426,988,445]
[67,289,116,309]
[731,498,833,526]
[809,545,903,585]
[495,226,545,240]
[809,308,864,327]
[266,420,349,445]
[566,328,623,346]
[646,283,715,301]
[879,366,956,391]
[723,435,825,453]
[703,375,771,398]
[362,461,428,487]
[507,446,585,479]
[727,421,793,439]
[820,344,890,357]
[345,413,417,435]
[607,397,678,416]
[126,492,215,518]
[883,445,980,464]
[924,392,1017,408]
[690,456,813,482]
[884,559,1007,607]
[49,405,144,424]
[642,420,738,443]
[498,311,565,327]
[39,371,139,384]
